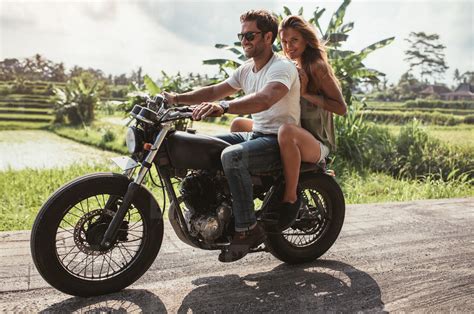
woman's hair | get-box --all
[280,15,340,90]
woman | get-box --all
[231,15,347,228]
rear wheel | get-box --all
[264,172,345,264]
[31,173,163,297]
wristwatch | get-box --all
[219,100,230,114]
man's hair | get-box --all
[240,10,278,43]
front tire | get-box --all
[30,173,164,297]
[265,172,345,264]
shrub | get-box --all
[361,110,463,125]
[335,108,473,182]
[405,99,474,110]
[11,78,33,94]
[100,128,116,143]
[391,121,473,181]
[335,105,395,170]
[464,115,474,124]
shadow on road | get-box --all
[179,259,386,313]
[40,289,166,313]
[40,260,385,313]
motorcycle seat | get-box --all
[300,161,326,173]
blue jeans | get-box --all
[216,132,281,231]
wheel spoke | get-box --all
[53,192,148,281]
[282,188,331,248]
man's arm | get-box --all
[164,81,237,105]
[192,82,289,120]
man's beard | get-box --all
[244,44,263,58]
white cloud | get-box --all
[0,0,472,85]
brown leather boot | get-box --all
[218,223,266,263]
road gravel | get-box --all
[0,198,472,312]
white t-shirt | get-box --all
[225,53,300,134]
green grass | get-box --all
[360,110,465,125]
[337,170,474,204]
[51,122,129,154]
[363,101,405,108]
[0,163,168,231]
[0,94,52,100]
[1,163,472,231]
[381,123,474,148]
[364,107,473,116]
[0,121,50,130]
[0,107,52,114]
[0,113,53,122]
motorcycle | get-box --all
[30,94,345,297]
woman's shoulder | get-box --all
[309,59,329,79]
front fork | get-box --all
[100,123,172,249]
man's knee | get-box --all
[221,145,245,169]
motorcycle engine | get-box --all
[180,171,231,243]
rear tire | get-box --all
[30,172,163,297]
[265,172,345,264]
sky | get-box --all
[0,0,473,86]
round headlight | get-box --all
[126,127,143,154]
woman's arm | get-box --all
[299,61,347,116]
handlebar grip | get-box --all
[176,107,193,113]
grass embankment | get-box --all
[50,119,129,154]
[1,163,472,231]
[0,164,169,231]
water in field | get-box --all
[0,130,117,170]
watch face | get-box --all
[220,101,229,112]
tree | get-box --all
[460,71,474,85]
[404,32,449,83]
[453,68,462,84]
[203,0,394,107]
[0,58,22,80]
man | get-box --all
[164,9,300,262]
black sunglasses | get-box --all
[237,31,262,41]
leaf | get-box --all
[203,59,242,69]
[143,75,161,95]
[326,33,349,45]
[202,59,230,66]
[298,7,304,16]
[215,44,229,49]
[220,45,245,58]
[310,8,326,35]
[283,6,292,16]
[358,36,395,59]
[340,22,354,33]
[326,0,351,36]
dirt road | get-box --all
[0,198,472,312]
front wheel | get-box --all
[30,173,164,297]
[264,172,345,264]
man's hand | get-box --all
[192,102,224,120]
[163,91,177,105]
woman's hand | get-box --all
[297,67,308,97]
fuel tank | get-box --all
[165,131,230,170]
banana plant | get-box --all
[203,0,394,106]
[53,77,99,126]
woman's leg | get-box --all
[230,117,253,132]
[278,124,321,203]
